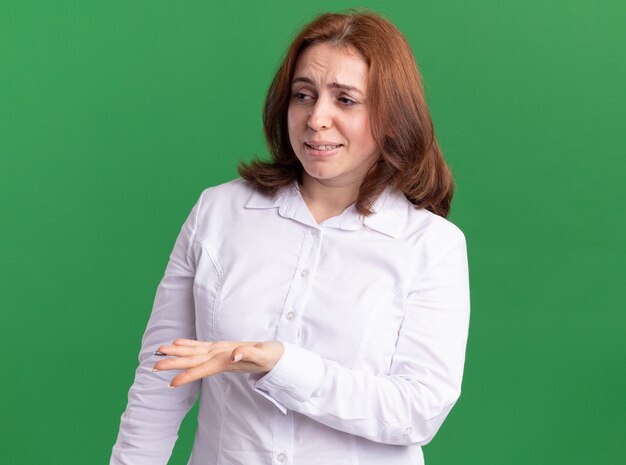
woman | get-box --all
[111,10,470,465]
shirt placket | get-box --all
[271,226,323,465]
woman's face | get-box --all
[287,43,379,189]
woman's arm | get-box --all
[147,218,470,447]
[249,229,470,446]
[110,194,203,465]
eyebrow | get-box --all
[291,77,365,96]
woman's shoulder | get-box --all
[184,178,261,243]
[197,177,255,202]
[409,207,465,244]
[184,178,253,226]
[384,193,467,265]
[382,190,465,244]
[191,177,262,214]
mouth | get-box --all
[304,142,343,157]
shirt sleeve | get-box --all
[248,228,470,446]
[110,194,203,465]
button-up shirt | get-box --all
[110,178,470,465]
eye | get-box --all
[293,91,314,102]
[338,96,357,106]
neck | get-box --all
[300,173,359,213]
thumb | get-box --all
[230,344,263,364]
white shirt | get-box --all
[110,178,470,465]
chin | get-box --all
[303,168,338,181]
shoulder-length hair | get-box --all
[238,10,454,218]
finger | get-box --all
[153,354,210,372]
[155,344,209,357]
[171,338,215,347]
[230,344,266,365]
[169,358,228,387]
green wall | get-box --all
[1,1,624,464]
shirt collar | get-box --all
[245,180,409,239]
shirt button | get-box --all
[286,311,295,321]
[277,452,287,462]
[404,426,412,436]
[300,269,310,278]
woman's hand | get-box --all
[152,338,285,388]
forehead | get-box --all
[292,43,369,88]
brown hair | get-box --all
[238,10,454,217]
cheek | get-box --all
[287,102,305,127]
[287,106,294,128]
[349,118,374,147]
[287,108,305,157]
[287,107,300,138]
[287,109,296,144]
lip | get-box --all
[304,142,343,158]
[305,140,342,146]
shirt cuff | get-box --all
[247,341,324,413]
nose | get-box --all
[307,98,332,130]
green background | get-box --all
[1,1,624,464]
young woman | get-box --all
[111,10,470,465]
